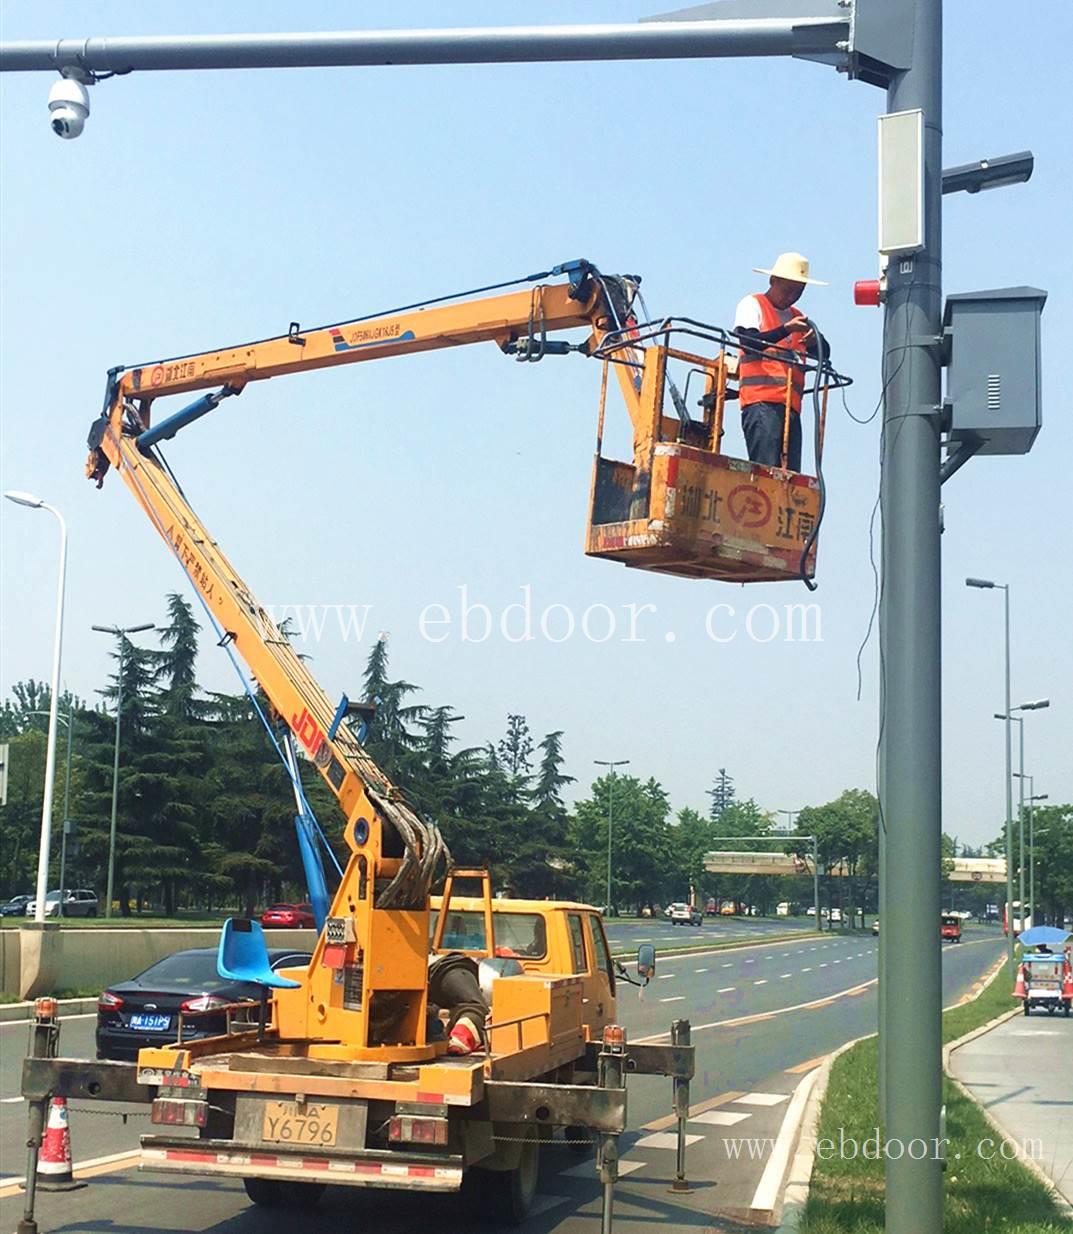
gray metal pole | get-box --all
[58,700,73,917]
[879,0,944,1228]
[1017,717,1026,924]
[1032,788,1038,918]
[812,836,821,935]
[0,20,846,75]
[1003,588,1014,969]
[105,637,124,920]
[606,771,614,916]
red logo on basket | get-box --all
[727,486,772,529]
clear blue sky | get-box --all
[2,2,1070,850]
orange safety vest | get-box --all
[738,293,807,415]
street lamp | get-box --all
[594,759,629,915]
[996,699,1049,930]
[92,622,155,918]
[5,491,66,925]
[27,705,76,916]
[1028,788,1048,925]
[941,150,1034,195]
[966,576,1015,973]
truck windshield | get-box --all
[431,911,547,958]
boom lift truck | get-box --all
[19,260,846,1230]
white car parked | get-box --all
[26,889,99,918]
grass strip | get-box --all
[802,960,1071,1233]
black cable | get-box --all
[798,322,835,590]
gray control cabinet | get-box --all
[944,286,1046,455]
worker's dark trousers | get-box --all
[742,402,802,472]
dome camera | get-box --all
[48,77,91,139]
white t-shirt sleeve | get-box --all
[733,295,762,331]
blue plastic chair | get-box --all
[218,918,300,1041]
[218,917,302,988]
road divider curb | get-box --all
[0,995,97,1024]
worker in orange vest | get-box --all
[733,252,829,472]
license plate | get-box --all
[130,1013,172,1031]
[262,1100,339,1147]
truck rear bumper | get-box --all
[141,1135,464,1191]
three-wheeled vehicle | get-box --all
[1016,926,1073,1017]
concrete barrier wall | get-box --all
[4,926,318,998]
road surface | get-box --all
[0,926,1004,1233]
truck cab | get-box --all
[430,896,618,1038]
[940,914,962,943]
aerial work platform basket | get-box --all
[585,320,850,584]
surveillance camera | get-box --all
[48,77,91,140]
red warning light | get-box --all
[854,280,882,307]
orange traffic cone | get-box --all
[1012,964,1027,1000]
[1062,962,1073,1000]
[36,1097,85,1191]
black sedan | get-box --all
[96,947,311,1061]
[0,894,33,917]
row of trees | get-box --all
[2,594,1069,922]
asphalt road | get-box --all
[0,926,1005,1234]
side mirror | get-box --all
[637,943,656,985]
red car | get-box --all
[260,902,316,929]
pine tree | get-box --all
[360,637,426,774]
[155,593,201,719]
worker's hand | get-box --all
[785,316,811,334]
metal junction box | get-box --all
[944,287,1046,456]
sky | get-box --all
[1,1,1070,851]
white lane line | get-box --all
[565,1159,645,1179]
[801,967,812,973]
[656,973,675,980]
[745,959,756,964]
[819,963,829,968]
[692,1110,751,1126]
[750,1071,819,1215]
[717,986,736,993]
[1,1096,24,1104]
[780,973,792,979]
[660,996,686,1004]
[635,1131,704,1150]
[833,959,841,964]
[0,1012,97,1029]
[754,979,768,986]
[736,1092,791,1107]
[694,967,709,973]
[722,963,734,968]
[0,1148,140,1189]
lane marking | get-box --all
[722,963,733,968]
[736,1091,791,1107]
[801,967,813,973]
[660,996,685,1004]
[691,1109,751,1126]
[786,1054,827,1074]
[746,959,756,964]
[0,1148,140,1198]
[750,1070,819,1216]
[754,979,768,986]
[1,1096,24,1104]
[0,1012,97,1029]
[819,963,829,968]
[635,978,879,1043]
[656,973,675,980]
[643,1090,745,1132]
[635,1131,704,1151]
[717,986,736,994]
[694,967,709,973]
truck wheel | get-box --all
[475,1136,540,1225]
[1023,1002,1031,1016]
[243,1178,326,1208]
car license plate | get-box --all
[262,1100,339,1147]
[129,1013,172,1031]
